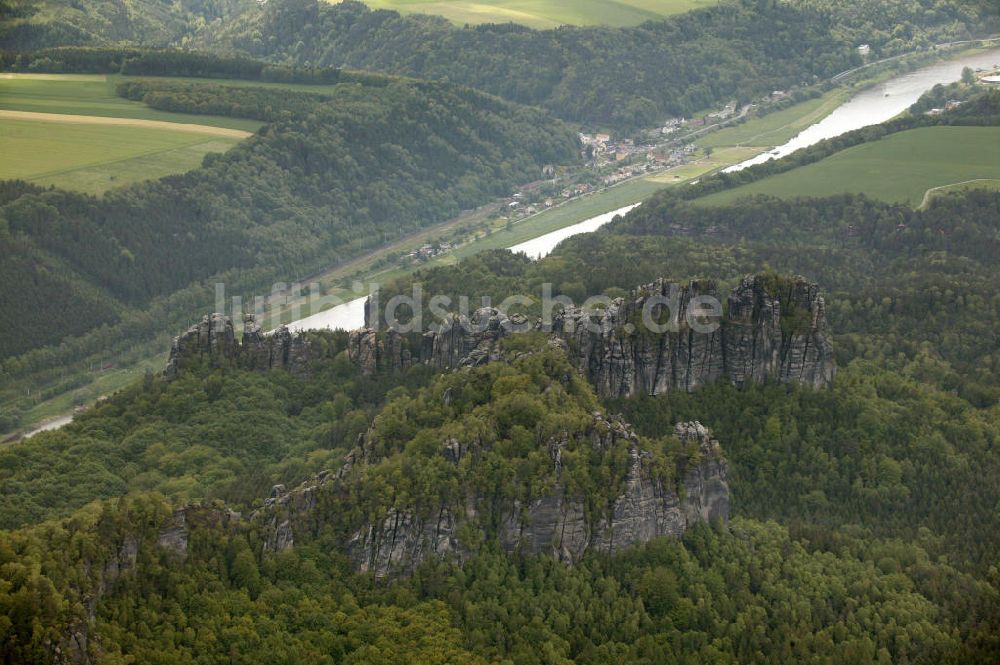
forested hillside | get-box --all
[2,2,1000,663]
[0,70,579,363]
[4,0,994,129]
[0,0,252,50]
[3,188,1000,661]
[200,0,993,128]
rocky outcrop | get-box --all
[348,307,526,375]
[555,274,834,397]
[723,275,833,390]
[600,421,727,551]
[350,274,835,397]
[552,278,726,396]
[349,508,462,576]
[254,418,729,577]
[497,419,729,562]
[164,313,311,379]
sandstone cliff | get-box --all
[349,274,835,397]
[555,274,835,397]
[164,313,312,379]
[254,418,729,577]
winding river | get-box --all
[728,48,1000,172]
[290,48,1000,334]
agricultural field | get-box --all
[355,0,716,28]
[0,117,246,193]
[0,74,261,193]
[0,74,262,129]
[694,126,1000,207]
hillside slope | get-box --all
[198,0,992,128]
[0,72,578,364]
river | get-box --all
[508,203,643,259]
[288,48,1000,334]
[286,204,642,332]
[727,48,1000,172]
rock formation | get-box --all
[349,274,835,397]
[554,274,835,397]
[347,307,527,376]
[164,313,312,379]
[254,418,729,577]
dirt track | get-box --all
[0,109,254,138]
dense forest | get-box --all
[0,72,579,364]
[198,0,994,128]
[3,187,1000,661]
[0,0,252,50]
[3,2,1000,662]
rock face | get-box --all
[723,275,833,390]
[349,274,835,398]
[555,274,834,397]
[348,307,525,376]
[164,314,311,379]
[254,418,729,578]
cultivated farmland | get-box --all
[694,126,1000,207]
[354,0,716,28]
[0,74,260,193]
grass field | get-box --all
[694,127,1000,207]
[0,74,264,193]
[0,118,245,193]
[697,89,852,150]
[646,146,764,183]
[354,0,716,28]
[0,74,262,130]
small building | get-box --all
[982,75,1000,85]
[857,44,871,58]
[708,101,737,121]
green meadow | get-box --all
[694,126,1000,207]
[0,74,264,193]
[0,118,244,194]
[0,74,262,130]
[356,0,715,28]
